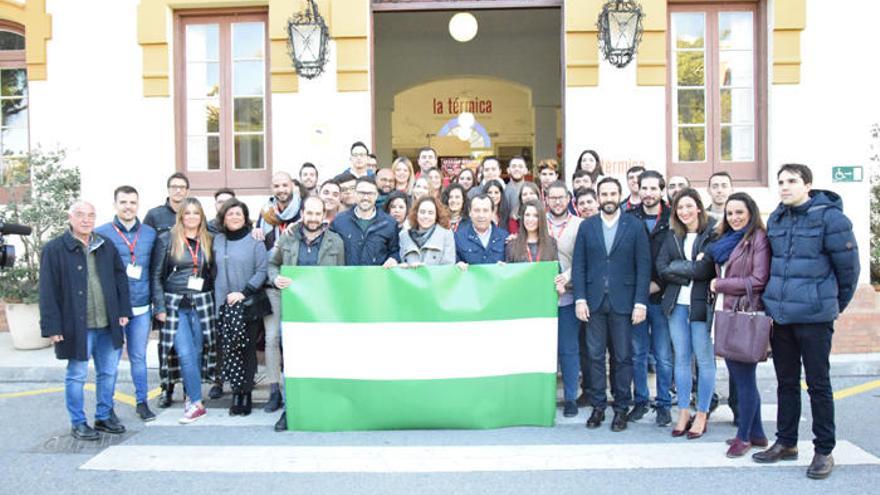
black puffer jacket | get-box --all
[656,222,716,322]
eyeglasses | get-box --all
[340,186,356,193]
[355,190,378,197]
[351,152,368,158]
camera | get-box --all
[0,221,33,269]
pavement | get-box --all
[1,332,879,493]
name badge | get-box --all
[126,263,143,280]
[187,276,205,291]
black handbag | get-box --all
[223,238,273,322]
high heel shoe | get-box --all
[671,415,694,437]
[687,419,708,439]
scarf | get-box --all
[408,224,437,249]
[710,228,746,266]
[260,195,301,234]
[224,225,251,241]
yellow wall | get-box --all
[564,0,601,87]
[773,0,805,84]
[0,0,52,81]
[137,0,370,97]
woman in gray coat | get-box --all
[212,199,267,416]
[399,196,456,266]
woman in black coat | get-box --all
[656,188,716,439]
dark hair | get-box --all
[575,187,597,202]
[519,181,543,205]
[113,185,138,201]
[777,163,813,185]
[217,198,251,232]
[166,172,189,189]
[350,141,369,154]
[576,149,604,182]
[408,195,450,230]
[508,155,528,167]
[572,169,591,181]
[335,171,357,184]
[470,193,495,212]
[213,187,236,200]
[537,158,558,173]
[483,179,510,227]
[299,162,318,175]
[708,171,733,185]
[669,188,708,237]
[626,165,646,177]
[367,153,377,160]
[442,183,470,220]
[383,190,410,217]
[455,167,477,191]
[596,176,623,195]
[546,180,569,197]
[320,178,340,191]
[714,191,765,240]
[508,200,556,263]
[418,146,437,157]
[638,170,666,190]
[480,156,500,168]
[356,176,377,188]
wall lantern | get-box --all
[449,12,478,43]
[597,0,645,68]
[287,0,330,79]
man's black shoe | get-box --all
[611,410,628,432]
[209,383,224,400]
[576,392,591,408]
[563,401,578,418]
[585,408,605,429]
[627,403,649,422]
[94,416,126,435]
[274,412,288,432]
[71,423,100,441]
[752,442,799,463]
[136,402,156,422]
[263,390,284,413]
[655,406,672,427]
[807,453,834,479]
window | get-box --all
[175,11,271,192]
[667,2,765,185]
[0,24,28,189]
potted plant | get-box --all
[0,148,80,349]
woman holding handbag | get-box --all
[213,199,268,416]
[656,188,716,439]
[708,192,771,457]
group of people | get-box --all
[38,141,859,480]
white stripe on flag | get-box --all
[282,317,557,380]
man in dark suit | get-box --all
[572,177,651,432]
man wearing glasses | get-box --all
[144,172,190,234]
[348,141,374,179]
[330,176,399,267]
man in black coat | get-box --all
[39,201,133,441]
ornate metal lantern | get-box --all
[597,0,645,68]
[287,0,330,79]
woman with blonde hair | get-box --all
[392,156,415,193]
[152,197,218,424]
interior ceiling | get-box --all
[374,8,560,38]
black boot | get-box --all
[157,384,174,409]
[229,393,243,416]
[241,392,253,416]
[263,390,283,413]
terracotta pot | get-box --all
[5,303,51,350]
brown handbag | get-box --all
[713,281,772,363]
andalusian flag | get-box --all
[280,262,559,431]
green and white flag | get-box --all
[281,262,558,431]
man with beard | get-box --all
[545,181,584,417]
[625,170,674,426]
[666,175,690,203]
[572,177,650,432]
[299,162,319,197]
[268,196,345,431]
[331,176,400,267]
[254,171,302,412]
[319,179,342,224]
[375,167,395,209]
[575,188,599,218]
[144,172,189,234]
[504,156,529,219]
[416,146,438,177]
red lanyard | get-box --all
[547,213,572,240]
[112,223,141,265]
[527,244,542,263]
[185,239,201,275]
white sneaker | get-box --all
[179,403,207,424]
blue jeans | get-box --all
[669,304,716,412]
[120,311,152,403]
[557,304,581,402]
[175,308,203,403]
[65,328,122,426]
[726,359,766,442]
[632,302,673,408]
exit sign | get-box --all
[832,166,863,183]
